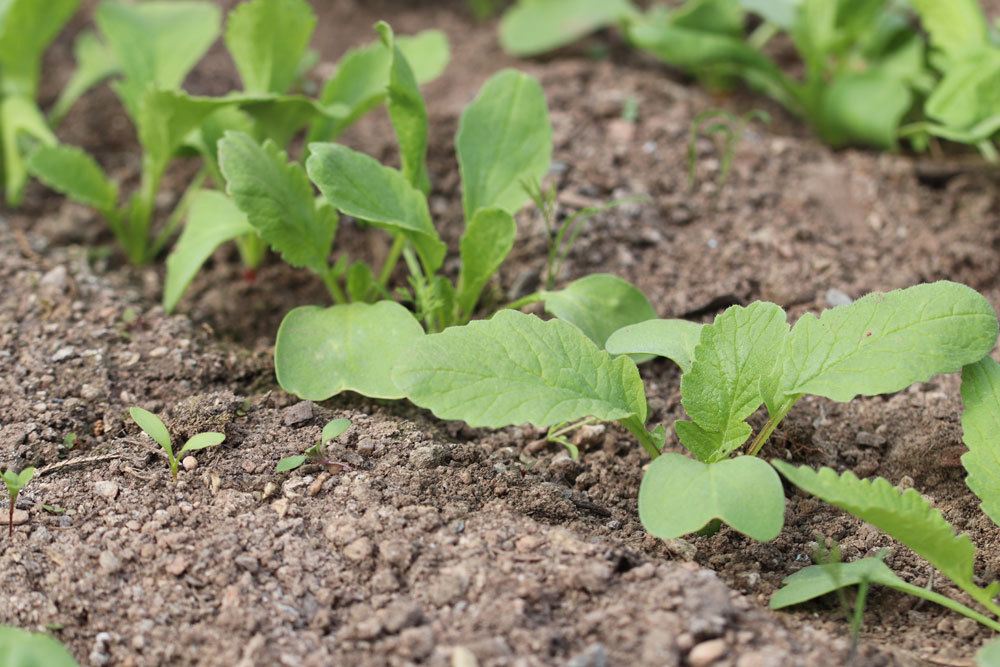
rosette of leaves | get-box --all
[606,281,997,541]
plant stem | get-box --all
[378,235,407,287]
[622,416,661,459]
[151,167,207,256]
[849,579,870,655]
[746,395,801,457]
[504,292,544,311]
[748,22,779,50]
[547,417,599,442]
[8,492,14,537]
[322,268,347,305]
[967,586,1000,621]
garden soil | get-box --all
[2,1,1000,665]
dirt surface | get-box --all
[3,1,1000,665]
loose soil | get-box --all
[3,1,1000,665]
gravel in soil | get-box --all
[3,1,1000,665]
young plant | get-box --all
[129,407,224,481]
[250,22,655,402]
[161,6,450,311]
[0,0,79,205]
[770,354,1000,638]
[3,467,35,536]
[605,281,997,541]
[0,625,78,667]
[687,108,769,189]
[276,418,351,473]
[499,0,952,152]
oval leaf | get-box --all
[456,207,516,318]
[276,301,425,401]
[321,418,351,443]
[0,625,78,667]
[129,407,172,451]
[276,455,307,473]
[639,453,785,541]
[779,281,998,402]
[179,432,225,454]
[456,69,552,219]
[540,274,656,349]
[605,319,704,372]
[499,0,638,56]
[393,309,646,429]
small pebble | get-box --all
[689,639,727,667]
[825,288,853,307]
[98,550,121,574]
[10,508,29,526]
[94,481,119,500]
[282,401,314,426]
[165,556,189,576]
[182,456,198,471]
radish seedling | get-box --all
[129,407,224,481]
[269,23,654,402]
[276,418,351,473]
[0,0,80,205]
[606,281,998,540]
[2,467,35,537]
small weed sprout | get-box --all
[276,418,352,473]
[687,108,769,190]
[3,467,35,536]
[129,407,224,480]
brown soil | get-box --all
[3,1,1000,665]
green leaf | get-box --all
[50,31,120,125]
[770,555,1000,630]
[224,0,316,94]
[772,461,984,596]
[979,637,1000,667]
[925,52,1000,131]
[456,69,552,220]
[2,467,35,494]
[817,68,912,149]
[306,142,445,273]
[179,432,225,454]
[0,0,78,96]
[392,309,647,429]
[96,0,221,116]
[677,302,789,462]
[163,190,254,313]
[1,95,56,205]
[275,301,425,400]
[26,144,118,214]
[312,29,449,141]
[499,0,638,57]
[909,0,989,65]
[219,131,336,275]
[346,262,378,303]
[539,274,656,349]
[129,407,173,455]
[456,207,516,318]
[960,357,1000,528]
[739,0,798,29]
[376,21,430,194]
[136,90,243,186]
[639,453,785,541]
[276,455,307,473]
[779,281,998,403]
[0,625,79,667]
[605,319,704,373]
[322,418,351,443]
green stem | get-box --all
[849,579,870,651]
[622,416,661,459]
[547,417,599,442]
[967,586,1000,622]
[748,22,779,50]
[896,582,1000,633]
[322,268,347,305]
[504,292,544,311]
[747,395,801,457]
[151,168,207,257]
[378,235,407,287]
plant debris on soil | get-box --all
[3,1,1000,665]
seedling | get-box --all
[276,418,351,473]
[268,23,654,402]
[687,109,769,189]
[129,407,224,480]
[0,0,80,205]
[62,433,77,450]
[770,354,1000,636]
[3,467,35,536]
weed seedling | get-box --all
[687,109,769,190]
[276,418,351,473]
[3,467,35,536]
[129,407,224,481]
